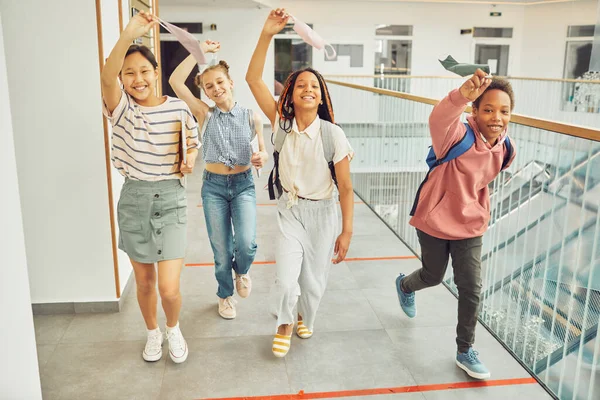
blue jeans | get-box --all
[201,169,257,299]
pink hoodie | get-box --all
[409,89,516,240]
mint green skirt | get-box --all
[117,179,187,263]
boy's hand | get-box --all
[459,69,492,102]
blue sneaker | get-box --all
[456,348,491,379]
[395,273,416,318]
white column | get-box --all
[0,9,42,400]
[0,0,118,304]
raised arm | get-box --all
[169,40,220,123]
[101,11,157,113]
[429,69,492,158]
[245,8,290,127]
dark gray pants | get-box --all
[402,229,483,353]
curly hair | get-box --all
[472,77,515,111]
[276,68,335,133]
[194,60,231,88]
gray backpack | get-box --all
[268,118,338,200]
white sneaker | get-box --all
[166,323,188,364]
[235,273,252,298]
[142,329,164,362]
[218,296,237,319]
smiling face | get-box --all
[291,71,322,113]
[472,89,512,143]
[120,51,158,103]
[201,69,233,106]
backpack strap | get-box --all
[268,120,288,200]
[320,119,338,188]
[425,123,476,169]
[410,122,475,216]
[501,136,513,170]
[273,120,288,153]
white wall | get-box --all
[0,9,43,400]
[161,0,597,121]
[0,0,118,303]
[521,0,598,78]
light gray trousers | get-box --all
[274,193,339,332]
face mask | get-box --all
[157,18,206,66]
[289,15,336,60]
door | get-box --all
[475,44,509,76]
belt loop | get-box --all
[203,170,209,181]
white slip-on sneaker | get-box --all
[218,296,237,319]
[235,273,252,298]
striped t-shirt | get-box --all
[103,90,200,181]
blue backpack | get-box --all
[410,122,513,216]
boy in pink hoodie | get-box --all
[396,69,516,379]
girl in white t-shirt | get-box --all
[246,8,355,358]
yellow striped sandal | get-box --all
[272,333,292,358]
[296,321,313,339]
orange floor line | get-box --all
[186,255,417,267]
[198,377,538,400]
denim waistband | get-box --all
[202,169,252,183]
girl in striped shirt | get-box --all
[101,11,198,364]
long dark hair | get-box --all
[276,68,334,133]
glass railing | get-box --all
[324,75,600,130]
[326,78,600,400]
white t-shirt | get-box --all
[274,114,354,206]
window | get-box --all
[375,25,413,36]
[473,27,513,38]
[475,44,509,76]
[274,39,312,96]
[562,25,597,113]
[374,39,411,75]
[567,25,595,38]
[564,41,592,79]
[273,22,315,95]
[374,24,412,76]
[325,44,364,67]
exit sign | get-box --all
[490,12,502,17]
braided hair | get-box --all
[276,68,335,134]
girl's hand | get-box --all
[262,8,289,36]
[204,40,221,53]
[459,69,492,102]
[333,231,352,264]
[181,149,198,174]
[123,10,157,40]
[250,151,267,168]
